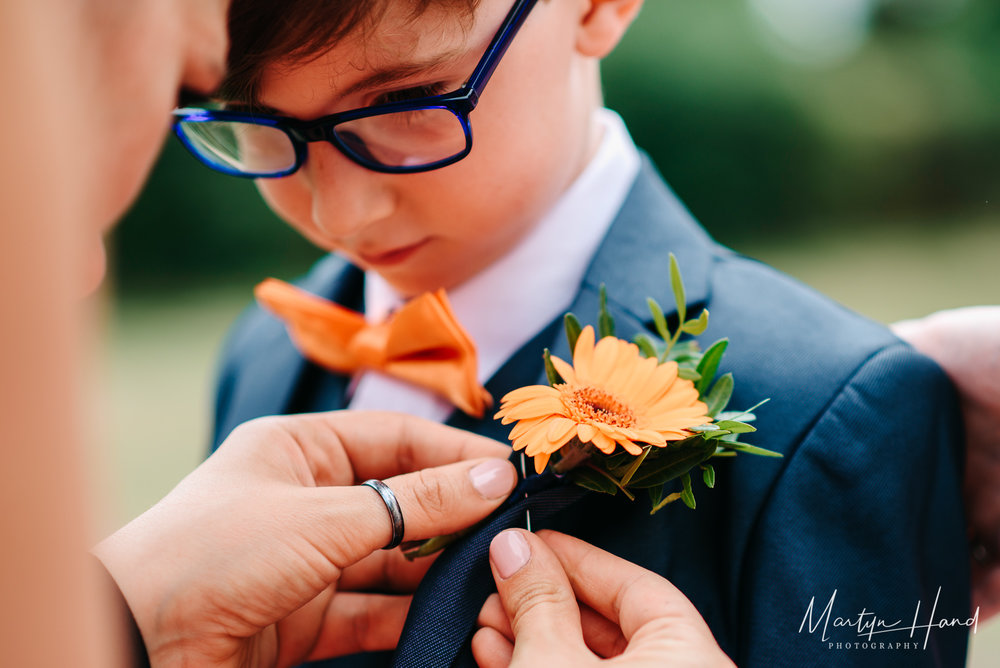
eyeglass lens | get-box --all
[178,121,299,175]
[178,105,469,176]
[333,107,468,169]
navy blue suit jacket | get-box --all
[211,159,970,667]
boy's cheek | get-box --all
[255,180,328,247]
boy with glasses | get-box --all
[184,1,970,666]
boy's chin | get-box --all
[372,267,464,300]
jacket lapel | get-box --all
[214,256,362,444]
[447,155,721,448]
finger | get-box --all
[309,457,517,566]
[339,549,437,593]
[304,592,411,662]
[471,626,514,668]
[537,531,714,642]
[972,560,1000,621]
[297,411,512,485]
[478,593,514,642]
[579,603,628,658]
[488,529,591,660]
[479,591,625,659]
[383,458,517,541]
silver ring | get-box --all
[362,479,405,550]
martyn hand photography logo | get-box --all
[799,588,979,651]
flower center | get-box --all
[562,385,637,428]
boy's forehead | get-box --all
[260,0,507,106]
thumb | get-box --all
[481,529,593,665]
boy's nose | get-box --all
[305,142,397,239]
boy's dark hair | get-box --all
[222,0,481,104]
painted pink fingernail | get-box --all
[491,530,531,579]
[469,459,517,499]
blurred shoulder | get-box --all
[218,253,355,363]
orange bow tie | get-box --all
[254,278,493,418]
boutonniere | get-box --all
[495,254,779,512]
[403,255,779,559]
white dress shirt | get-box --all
[348,109,641,422]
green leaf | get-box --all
[598,284,616,339]
[543,349,564,386]
[619,445,653,487]
[633,333,658,359]
[677,367,702,382]
[670,339,702,359]
[713,420,757,434]
[689,424,720,433]
[720,442,784,458]
[570,467,619,495]
[681,309,710,336]
[603,450,641,474]
[648,485,665,509]
[681,473,696,509]
[650,491,684,515]
[711,449,738,458]
[647,297,670,341]
[716,410,754,422]
[716,398,770,423]
[695,338,729,395]
[626,437,717,488]
[704,373,734,417]
[669,253,686,324]
[702,465,716,488]
[564,313,582,353]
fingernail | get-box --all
[491,530,531,579]
[469,459,517,499]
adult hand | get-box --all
[473,530,734,668]
[893,306,1000,620]
[93,411,517,668]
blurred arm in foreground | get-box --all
[894,306,1000,619]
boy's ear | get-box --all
[575,0,644,59]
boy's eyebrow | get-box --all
[339,47,466,98]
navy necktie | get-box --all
[392,471,588,668]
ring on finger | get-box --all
[362,479,405,550]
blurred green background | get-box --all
[103,0,999,663]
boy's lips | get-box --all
[357,239,430,267]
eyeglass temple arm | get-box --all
[465,0,540,94]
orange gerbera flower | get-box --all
[495,326,711,474]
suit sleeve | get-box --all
[739,343,970,667]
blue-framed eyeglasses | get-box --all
[172,0,539,178]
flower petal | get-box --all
[613,354,658,402]
[577,422,598,443]
[572,326,596,382]
[636,362,680,406]
[617,438,644,456]
[550,355,577,385]
[646,384,701,415]
[532,451,552,474]
[497,396,568,422]
[590,335,623,383]
[591,430,617,454]
[497,384,560,409]
[546,417,578,447]
[509,417,546,441]
[520,419,563,456]
[631,429,668,446]
[603,341,642,393]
